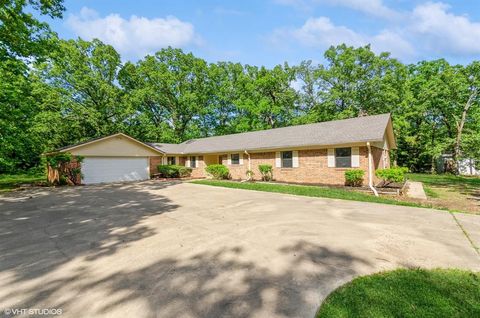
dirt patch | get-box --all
[426,187,480,214]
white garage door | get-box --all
[82,157,149,184]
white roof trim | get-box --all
[56,133,165,155]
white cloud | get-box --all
[67,7,198,58]
[410,2,480,55]
[273,17,414,59]
[271,1,480,60]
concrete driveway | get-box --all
[0,181,478,318]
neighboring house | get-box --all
[51,113,396,185]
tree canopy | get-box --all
[0,2,479,173]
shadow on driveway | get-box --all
[0,181,179,282]
[0,181,369,317]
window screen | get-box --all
[190,156,196,168]
[281,151,293,168]
[335,148,351,168]
[231,154,240,165]
[167,156,176,165]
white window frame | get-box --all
[335,147,352,168]
[190,156,197,168]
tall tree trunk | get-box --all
[430,123,436,173]
[453,89,477,174]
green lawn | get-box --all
[407,173,480,190]
[191,180,434,210]
[0,172,46,192]
[407,173,480,213]
[317,268,480,318]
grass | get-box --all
[317,268,480,318]
[0,172,45,193]
[191,180,434,210]
[422,185,439,198]
[407,173,480,191]
[407,173,480,213]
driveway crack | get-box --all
[449,212,480,257]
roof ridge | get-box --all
[180,113,391,144]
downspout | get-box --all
[244,150,252,181]
[366,142,379,197]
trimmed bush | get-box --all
[258,164,273,181]
[345,169,365,187]
[157,165,192,178]
[205,164,230,179]
[376,167,409,183]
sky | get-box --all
[40,0,480,66]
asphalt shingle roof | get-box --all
[152,113,392,154]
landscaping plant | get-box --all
[376,167,409,185]
[344,169,364,187]
[157,165,192,178]
[46,152,83,185]
[205,164,230,179]
[258,164,273,181]
[246,169,255,181]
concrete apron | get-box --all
[406,181,428,200]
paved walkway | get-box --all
[406,181,428,200]
[0,181,478,318]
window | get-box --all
[281,151,293,168]
[167,156,176,165]
[190,156,197,168]
[231,153,240,165]
[335,147,351,168]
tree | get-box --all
[316,44,406,119]
[0,0,65,171]
[234,64,298,131]
[200,62,244,136]
[453,61,479,173]
[0,59,41,171]
[36,38,126,144]
[119,47,211,142]
[0,0,64,60]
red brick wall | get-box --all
[153,146,390,185]
[190,156,206,178]
[149,156,163,176]
[371,146,390,184]
[219,146,388,186]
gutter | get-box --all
[366,142,379,197]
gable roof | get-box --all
[153,113,396,154]
[148,143,186,154]
[52,133,165,155]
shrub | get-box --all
[46,152,84,185]
[157,165,192,178]
[205,164,230,179]
[345,169,365,187]
[258,164,273,181]
[376,167,409,184]
[246,169,254,180]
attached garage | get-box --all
[54,133,164,185]
[82,157,150,184]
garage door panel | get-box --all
[82,157,149,184]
